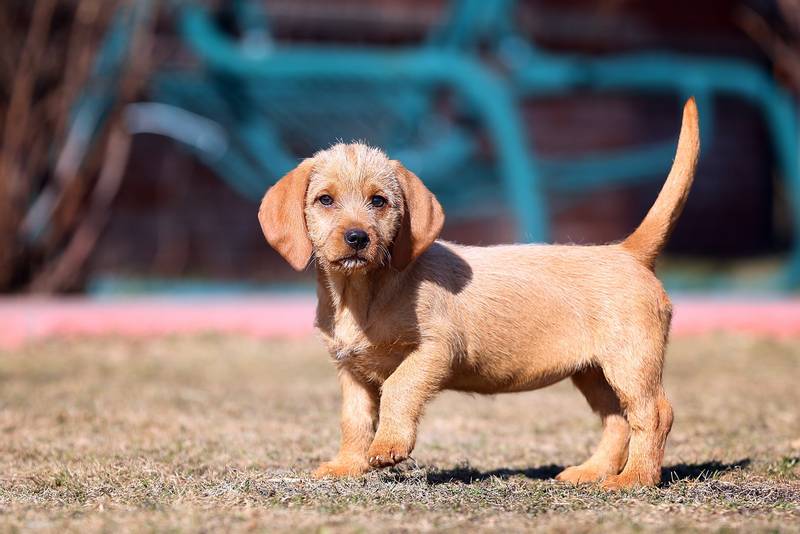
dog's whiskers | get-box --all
[377,244,391,268]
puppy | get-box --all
[259,99,699,489]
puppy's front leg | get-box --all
[314,367,379,478]
[368,344,449,468]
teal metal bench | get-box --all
[437,0,800,287]
[61,0,800,289]
[153,0,549,240]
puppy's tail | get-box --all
[622,98,700,269]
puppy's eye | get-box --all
[318,195,334,206]
[370,195,387,208]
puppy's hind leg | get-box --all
[600,344,673,490]
[556,367,630,484]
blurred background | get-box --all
[3,0,800,295]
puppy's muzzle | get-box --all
[344,229,370,251]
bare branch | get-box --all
[737,6,800,92]
[0,0,57,288]
[30,126,132,292]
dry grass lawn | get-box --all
[1,333,800,532]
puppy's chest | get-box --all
[327,326,371,362]
[322,311,376,361]
[317,307,404,381]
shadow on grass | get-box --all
[660,458,751,486]
[422,459,750,486]
[425,464,564,484]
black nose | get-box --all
[344,229,369,250]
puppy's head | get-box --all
[259,143,444,273]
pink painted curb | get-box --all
[1,296,800,349]
[0,296,317,349]
[669,297,800,337]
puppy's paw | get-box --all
[367,440,412,468]
[555,464,609,484]
[313,458,369,479]
[600,471,658,491]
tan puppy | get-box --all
[259,99,700,490]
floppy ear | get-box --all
[391,162,445,270]
[258,159,315,271]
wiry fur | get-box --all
[258,100,700,489]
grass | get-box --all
[1,334,799,532]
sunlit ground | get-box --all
[1,334,799,532]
